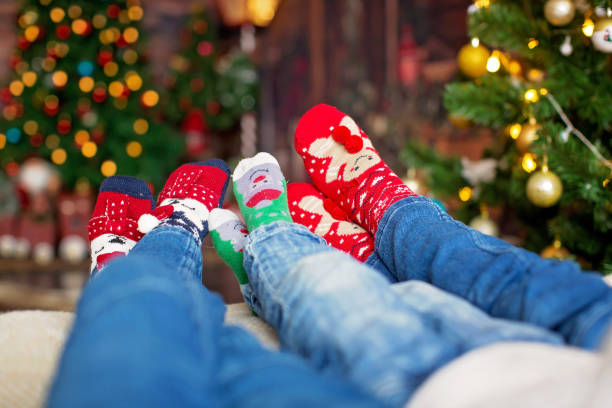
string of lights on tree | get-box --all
[403,0,612,272]
[0,0,182,190]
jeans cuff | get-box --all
[376,196,446,247]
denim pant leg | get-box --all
[390,281,563,350]
[48,225,378,408]
[245,222,552,406]
[376,196,612,349]
[215,324,383,408]
[47,226,222,407]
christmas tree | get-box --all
[403,0,612,273]
[163,5,258,157]
[0,0,183,190]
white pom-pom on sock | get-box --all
[138,213,160,234]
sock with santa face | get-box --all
[288,182,375,262]
[294,104,417,236]
[232,152,292,232]
[88,176,154,274]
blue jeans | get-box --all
[242,221,562,407]
[47,226,381,408]
[375,196,612,349]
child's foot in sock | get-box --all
[294,104,417,235]
[139,159,231,244]
[209,208,249,286]
[232,152,292,231]
[88,176,154,273]
[288,182,374,262]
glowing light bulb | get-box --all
[522,153,537,173]
[486,51,501,73]
[524,89,539,103]
[51,148,67,165]
[509,123,522,139]
[101,160,117,177]
[582,18,595,37]
[459,186,473,202]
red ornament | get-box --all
[107,5,121,18]
[115,35,128,48]
[5,162,19,177]
[44,105,60,116]
[180,30,192,47]
[206,100,221,115]
[76,101,90,116]
[17,36,30,50]
[92,88,107,103]
[197,41,213,56]
[9,55,21,69]
[80,22,92,36]
[1,88,12,103]
[97,51,113,66]
[30,133,43,147]
[189,78,205,92]
[182,109,208,156]
[91,128,105,143]
[398,25,422,87]
[56,24,71,40]
[121,87,131,98]
[57,119,71,134]
[14,103,24,117]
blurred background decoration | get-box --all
[0,0,609,310]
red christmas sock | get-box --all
[88,176,154,273]
[138,159,231,244]
[288,182,374,262]
[294,104,417,235]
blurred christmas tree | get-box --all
[403,0,612,272]
[164,5,258,157]
[0,0,183,190]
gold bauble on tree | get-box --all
[541,238,571,260]
[516,118,540,152]
[526,164,563,207]
[457,41,490,78]
[469,205,499,237]
[469,214,499,237]
[592,18,612,53]
[544,0,576,26]
[448,112,473,129]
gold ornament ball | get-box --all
[457,43,490,78]
[448,113,473,129]
[541,242,571,260]
[516,122,540,152]
[544,0,575,26]
[469,215,499,237]
[526,168,563,207]
[592,18,612,54]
